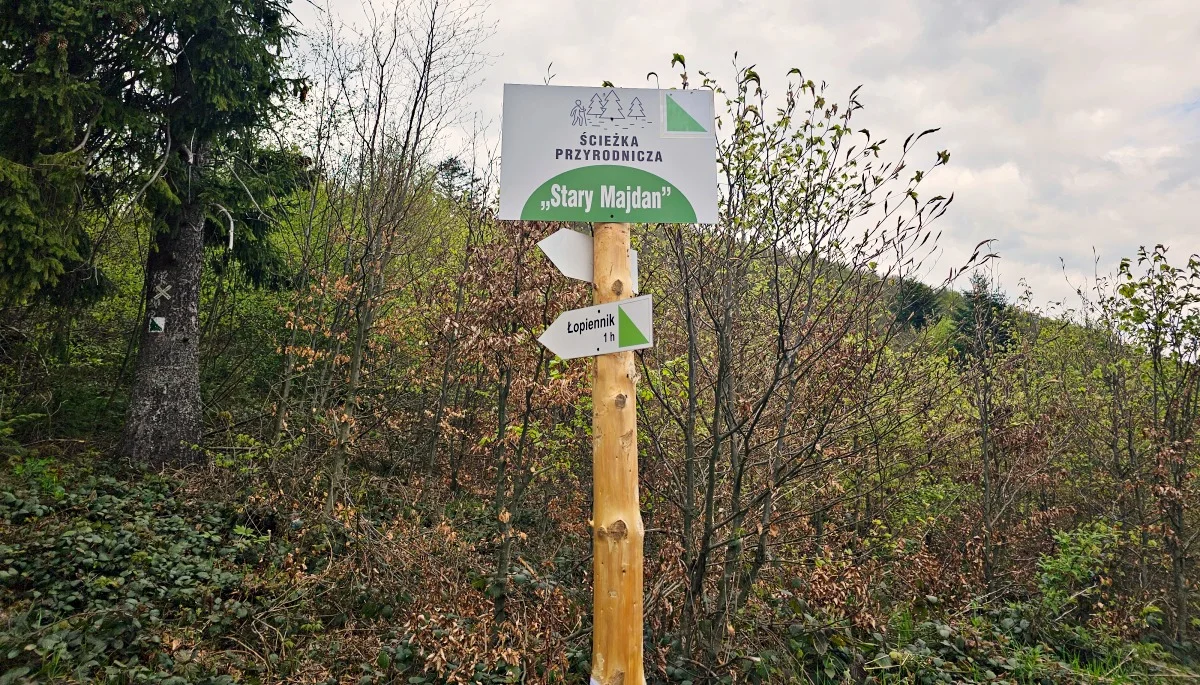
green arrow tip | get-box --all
[618,305,649,347]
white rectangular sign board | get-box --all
[500,84,717,224]
[538,295,653,360]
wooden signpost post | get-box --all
[499,83,715,685]
[589,221,644,685]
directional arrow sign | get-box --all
[538,294,653,360]
[538,228,639,293]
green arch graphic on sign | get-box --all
[521,165,697,223]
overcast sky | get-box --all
[298,0,1200,308]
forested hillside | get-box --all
[2,1,1200,683]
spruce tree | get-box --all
[892,278,940,330]
[0,0,297,466]
[951,273,1011,359]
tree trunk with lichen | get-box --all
[120,146,207,469]
[590,222,645,685]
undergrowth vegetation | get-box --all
[0,458,584,684]
[2,454,1196,683]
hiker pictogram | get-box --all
[570,99,587,126]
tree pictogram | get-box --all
[588,93,606,117]
[603,89,624,120]
[627,97,646,119]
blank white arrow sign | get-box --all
[538,228,639,293]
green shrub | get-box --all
[9,455,64,498]
[1038,521,1121,622]
[0,413,44,458]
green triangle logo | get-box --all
[665,94,707,132]
[618,305,649,347]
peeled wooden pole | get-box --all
[591,222,646,685]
